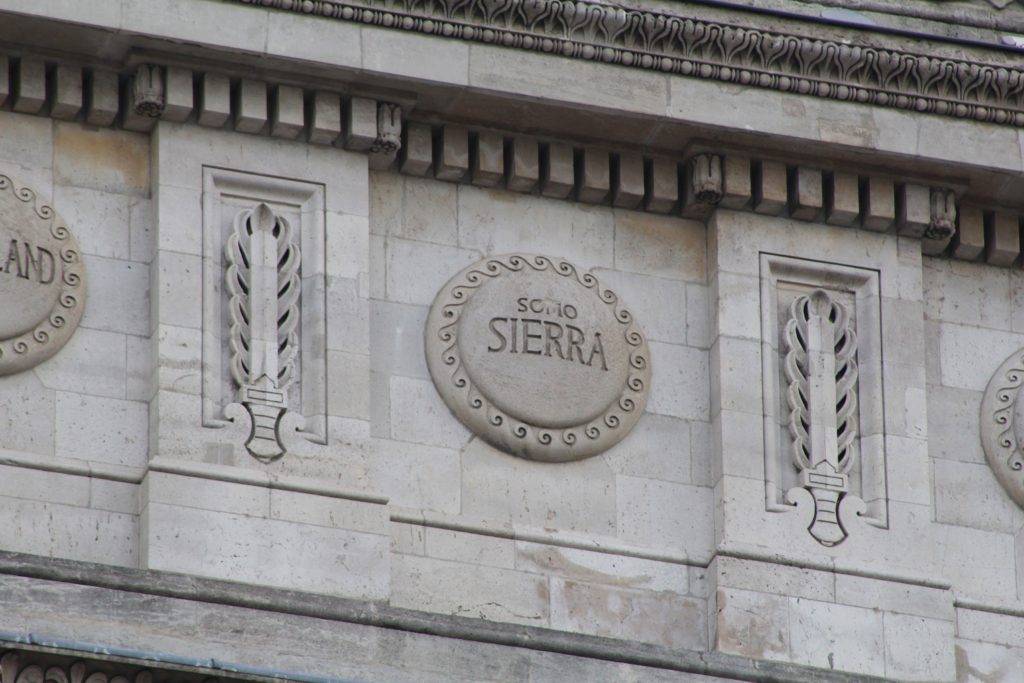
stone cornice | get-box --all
[234,0,1024,128]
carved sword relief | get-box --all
[783,289,859,546]
[225,203,301,461]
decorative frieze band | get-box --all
[234,0,1024,128]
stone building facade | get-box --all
[1,1,1024,681]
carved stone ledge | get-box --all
[236,0,1024,128]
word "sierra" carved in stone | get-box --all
[486,317,607,370]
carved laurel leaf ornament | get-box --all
[425,254,651,462]
[981,348,1024,508]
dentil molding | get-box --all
[234,0,1024,128]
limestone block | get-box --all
[938,323,1024,393]
[471,130,503,188]
[687,283,711,349]
[787,166,822,221]
[0,371,55,456]
[52,185,131,260]
[719,155,751,210]
[34,327,127,399]
[953,639,1024,682]
[424,527,514,568]
[85,69,119,127]
[752,160,787,215]
[160,67,193,122]
[55,393,149,466]
[958,607,1024,648]
[391,553,548,627]
[506,136,538,193]
[576,148,610,204]
[50,64,82,120]
[13,58,46,114]
[712,271,761,341]
[834,574,954,622]
[307,91,341,144]
[897,183,931,238]
[715,556,833,602]
[435,124,469,182]
[343,96,377,151]
[388,375,471,449]
[233,79,267,134]
[550,578,707,650]
[541,142,574,198]
[327,349,370,420]
[0,496,136,567]
[516,540,688,592]
[400,121,432,176]
[933,458,1022,534]
[885,614,956,680]
[613,211,705,282]
[616,475,713,557]
[645,158,678,214]
[986,211,1020,266]
[861,176,896,231]
[714,587,790,662]
[927,384,984,464]
[952,204,985,261]
[155,324,201,396]
[940,523,1016,600]
[592,269,686,343]
[390,522,425,555]
[647,341,709,421]
[270,488,388,535]
[143,500,389,599]
[460,438,614,535]
[365,438,460,513]
[155,250,201,329]
[89,478,138,515]
[825,171,860,226]
[457,187,613,269]
[612,153,644,209]
[369,300,430,380]
[884,434,931,507]
[385,236,480,306]
[80,255,149,336]
[55,124,149,197]
[269,84,304,139]
[789,598,885,676]
[197,72,230,128]
[327,211,371,280]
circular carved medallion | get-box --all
[980,348,1024,509]
[0,175,86,376]
[425,254,651,462]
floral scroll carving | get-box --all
[783,289,860,547]
[241,0,1024,129]
[224,203,302,461]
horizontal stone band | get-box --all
[234,0,1024,127]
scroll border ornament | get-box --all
[424,254,651,463]
[0,175,86,376]
[239,0,1024,129]
[981,347,1024,509]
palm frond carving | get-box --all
[783,289,859,546]
[225,203,302,461]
